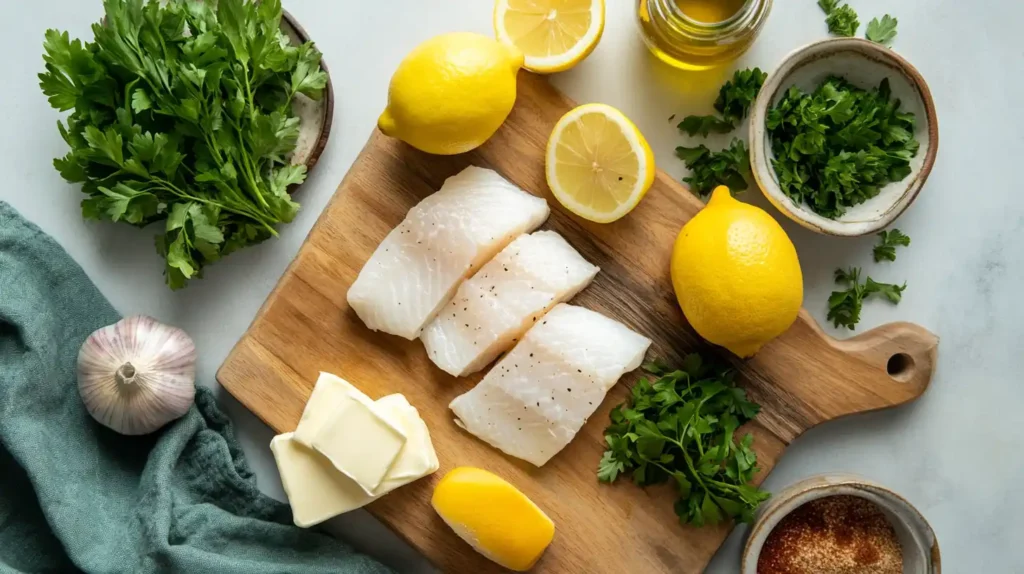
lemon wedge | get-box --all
[432,467,554,571]
[494,0,605,73]
[545,103,655,223]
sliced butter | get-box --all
[270,433,372,528]
[274,371,441,527]
[376,395,440,487]
[293,372,374,448]
[312,398,407,494]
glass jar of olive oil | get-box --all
[637,0,772,70]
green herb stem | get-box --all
[40,0,325,288]
[598,356,769,527]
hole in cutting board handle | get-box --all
[887,353,914,382]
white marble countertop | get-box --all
[4,0,1020,571]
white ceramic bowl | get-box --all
[281,10,334,176]
[749,38,938,236]
[742,474,940,573]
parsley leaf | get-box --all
[817,0,839,13]
[598,355,770,528]
[677,139,750,197]
[873,229,911,262]
[84,183,159,225]
[597,450,625,483]
[291,43,330,100]
[866,277,907,304]
[866,15,898,46]
[675,69,765,195]
[828,267,868,329]
[766,77,920,219]
[714,68,768,125]
[39,0,328,289]
[678,115,734,138]
[819,0,860,37]
[828,267,907,329]
[677,68,766,136]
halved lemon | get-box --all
[494,0,605,74]
[545,103,656,223]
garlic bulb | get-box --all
[77,315,197,435]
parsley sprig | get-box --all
[675,68,765,197]
[598,355,770,527]
[677,68,767,137]
[819,0,899,46]
[873,229,911,262]
[766,77,919,219]
[819,0,860,37]
[827,267,906,329]
[866,15,899,46]
[39,0,328,289]
[676,140,750,197]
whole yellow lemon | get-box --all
[671,186,803,358]
[378,32,524,155]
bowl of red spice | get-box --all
[742,474,940,574]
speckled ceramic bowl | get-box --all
[749,38,938,236]
[281,10,334,179]
[741,474,940,573]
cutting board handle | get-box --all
[746,311,938,441]
[798,310,939,423]
[829,319,938,402]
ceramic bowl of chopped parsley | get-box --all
[40,0,334,289]
[748,38,937,236]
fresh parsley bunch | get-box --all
[598,355,770,527]
[766,76,919,219]
[39,0,328,288]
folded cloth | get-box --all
[0,201,392,574]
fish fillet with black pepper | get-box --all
[449,304,651,466]
[421,231,598,377]
[347,166,549,340]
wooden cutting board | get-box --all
[217,72,938,573]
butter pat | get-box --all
[312,399,407,494]
[375,395,440,488]
[269,433,372,528]
[293,372,373,448]
[273,372,440,527]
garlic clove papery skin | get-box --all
[77,315,197,436]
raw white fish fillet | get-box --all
[347,166,550,340]
[449,304,652,466]
[421,231,599,377]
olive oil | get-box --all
[675,0,746,24]
[636,0,771,71]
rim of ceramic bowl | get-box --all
[282,10,335,188]
[741,473,941,574]
[748,37,939,236]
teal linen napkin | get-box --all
[0,201,392,574]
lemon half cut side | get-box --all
[545,103,655,223]
[494,0,605,73]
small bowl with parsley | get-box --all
[748,38,938,236]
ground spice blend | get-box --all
[757,495,904,574]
